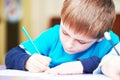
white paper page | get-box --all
[0,69,112,80]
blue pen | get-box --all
[21,26,40,54]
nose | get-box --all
[66,38,74,49]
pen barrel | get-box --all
[109,40,120,55]
[22,26,40,54]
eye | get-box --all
[79,42,86,44]
[76,40,86,44]
[62,30,68,36]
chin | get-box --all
[65,50,76,54]
[65,49,85,54]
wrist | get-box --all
[76,60,84,73]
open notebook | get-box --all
[0,69,112,80]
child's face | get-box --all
[60,22,98,54]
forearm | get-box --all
[101,56,120,80]
[5,46,30,70]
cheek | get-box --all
[60,32,67,44]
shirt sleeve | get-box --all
[93,42,120,74]
[5,46,30,70]
[80,56,101,73]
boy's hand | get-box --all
[25,54,51,72]
[101,56,120,80]
[45,61,83,74]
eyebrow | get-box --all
[61,27,95,43]
[79,40,94,43]
[61,27,71,37]
[62,27,69,34]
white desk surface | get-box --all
[0,69,112,80]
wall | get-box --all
[112,0,120,37]
[19,0,32,42]
[30,0,64,39]
[114,0,120,14]
[20,0,64,41]
[0,0,6,64]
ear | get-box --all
[96,37,104,42]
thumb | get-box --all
[47,57,51,62]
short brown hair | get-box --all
[61,0,116,39]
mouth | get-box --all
[65,49,75,54]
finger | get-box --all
[45,67,59,74]
[27,63,41,72]
[26,59,42,72]
[33,54,51,66]
[39,56,51,66]
[25,56,49,72]
[40,57,51,66]
[31,60,49,72]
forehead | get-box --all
[60,23,96,41]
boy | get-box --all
[5,0,119,75]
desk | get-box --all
[0,69,112,80]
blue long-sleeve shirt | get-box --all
[5,25,120,73]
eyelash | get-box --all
[76,40,86,44]
[63,31,68,36]
[78,41,86,44]
[62,30,87,44]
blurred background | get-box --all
[0,0,120,65]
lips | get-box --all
[63,45,75,54]
[65,49,75,54]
